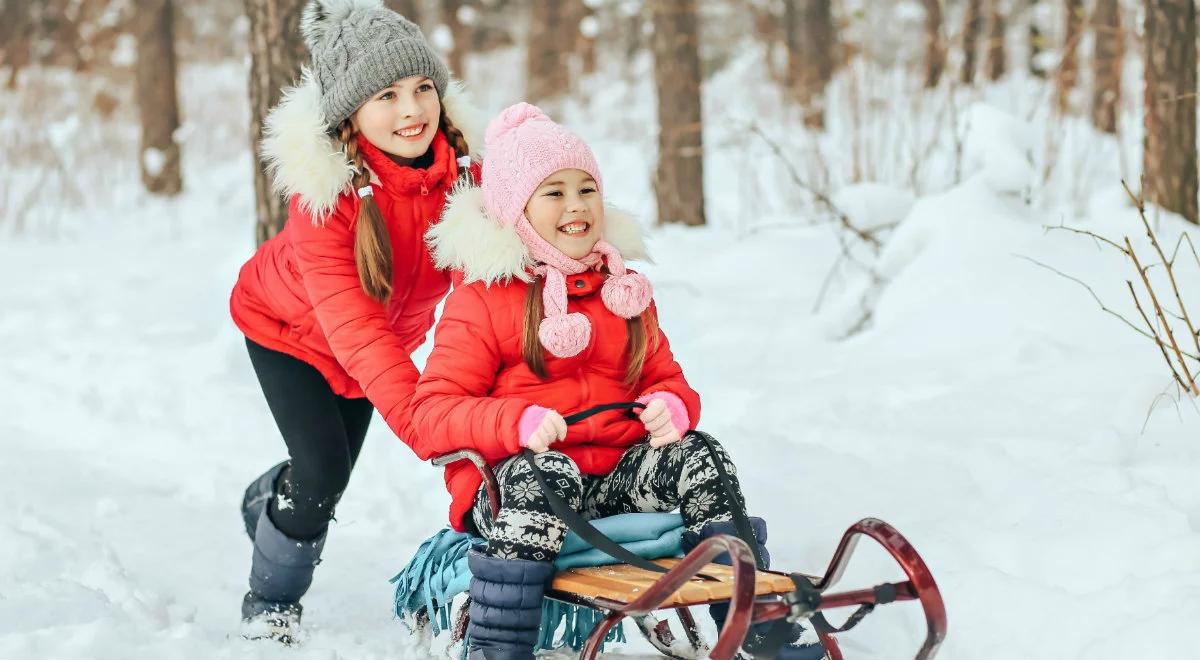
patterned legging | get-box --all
[471,433,747,561]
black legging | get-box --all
[246,338,374,540]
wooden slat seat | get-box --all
[548,558,799,607]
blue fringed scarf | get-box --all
[391,512,685,652]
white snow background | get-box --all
[3,17,1200,660]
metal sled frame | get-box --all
[432,450,947,660]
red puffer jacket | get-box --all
[411,234,700,529]
[231,128,477,442]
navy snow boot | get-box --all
[240,505,325,644]
[465,550,556,660]
[682,518,827,660]
[241,461,288,541]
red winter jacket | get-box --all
[231,131,475,442]
[410,269,701,530]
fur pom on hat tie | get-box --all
[529,242,653,359]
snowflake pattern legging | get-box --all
[470,432,748,561]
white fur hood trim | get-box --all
[259,69,486,221]
[426,185,652,286]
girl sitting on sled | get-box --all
[407,103,826,660]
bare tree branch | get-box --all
[1126,280,1190,392]
[1044,222,1128,253]
[745,122,882,249]
[1016,254,1164,341]
[1123,180,1200,367]
[1125,235,1200,394]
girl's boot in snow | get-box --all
[465,550,556,660]
[240,461,288,540]
[240,505,325,644]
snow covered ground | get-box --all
[4,43,1200,660]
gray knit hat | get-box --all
[300,0,450,131]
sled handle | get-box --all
[432,450,501,522]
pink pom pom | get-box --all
[538,312,591,358]
[601,273,653,319]
[484,102,549,146]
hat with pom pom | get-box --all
[300,0,449,131]
[481,103,652,359]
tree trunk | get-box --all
[569,0,597,77]
[245,0,309,245]
[385,0,420,23]
[40,0,86,70]
[960,0,983,84]
[623,4,647,62]
[784,0,835,129]
[985,0,1006,80]
[134,0,182,196]
[439,0,470,77]
[1143,0,1198,224]
[1090,0,1121,134]
[1028,0,1046,77]
[650,0,705,226]
[527,0,569,105]
[1054,0,1082,113]
[922,0,945,88]
[1,0,32,88]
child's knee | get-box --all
[680,432,736,471]
[530,450,582,479]
[520,451,583,502]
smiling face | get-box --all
[350,76,441,163]
[523,168,605,260]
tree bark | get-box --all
[1028,0,1046,77]
[1090,0,1122,134]
[1054,0,1082,113]
[1,0,32,88]
[385,0,420,23]
[1143,0,1198,224]
[784,0,835,129]
[922,0,945,88]
[568,0,597,76]
[245,0,309,245]
[134,0,183,195]
[650,0,705,226]
[985,0,1006,80]
[960,0,983,84]
[439,0,470,77]
[527,0,569,105]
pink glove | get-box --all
[636,392,689,448]
[518,405,567,453]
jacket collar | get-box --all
[358,130,458,196]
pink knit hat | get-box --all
[482,103,652,359]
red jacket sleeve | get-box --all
[635,302,702,428]
[409,284,531,461]
[288,196,420,443]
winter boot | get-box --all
[240,505,326,645]
[682,518,828,660]
[465,550,556,660]
[241,461,289,541]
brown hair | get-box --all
[335,104,471,303]
[522,276,659,390]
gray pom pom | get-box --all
[299,0,383,50]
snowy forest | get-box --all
[3,0,1200,658]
